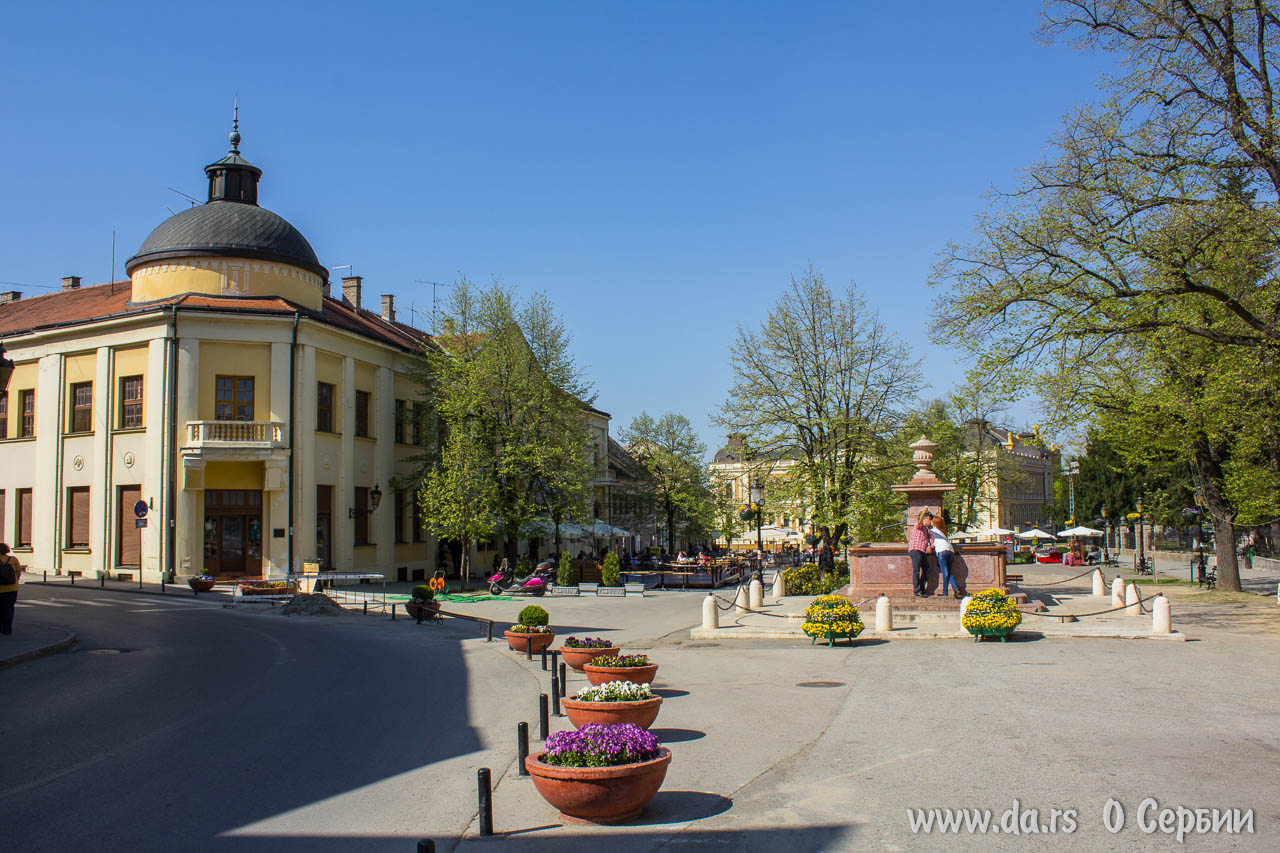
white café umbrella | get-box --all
[1017,528,1057,541]
[1057,526,1103,537]
[969,526,1015,540]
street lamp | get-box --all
[348,483,383,518]
[1135,495,1146,574]
[1101,505,1110,563]
[749,479,765,582]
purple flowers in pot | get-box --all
[542,723,662,767]
[563,636,614,649]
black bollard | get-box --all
[161,577,165,594]
[551,675,561,715]
[517,722,529,775]
[70,573,75,586]
[43,571,47,583]
[538,694,549,740]
[560,662,568,697]
[541,647,548,671]
[477,768,493,837]
[392,603,396,621]
[100,575,105,588]
[139,572,143,589]
[363,600,368,615]
[526,639,533,661]
[417,840,436,853]
[486,620,493,642]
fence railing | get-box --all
[187,420,285,448]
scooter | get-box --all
[487,563,554,596]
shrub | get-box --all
[782,564,845,596]
[601,552,621,587]
[410,584,435,601]
[518,604,549,627]
[801,595,864,639]
[590,654,650,667]
[961,589,1023,632]
[541,723,661,767]
[557,551,575,587]
[515,556,532,578]
[574,681,654,702]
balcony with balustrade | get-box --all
[186,420,286,451]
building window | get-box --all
[19,389,34,437]
[394,399,406,444]
[355,390,370,438]
[411,492,424,543]
[119,376,143,429]
[68,382,93,433]
[354,486,370,545]
[66,487,90,548]
[16,488,33,547]
[0,390,7,439]
[394,489,407,543]
[215,376,255,421]
[317,382,334,432]
[411,402,428,447]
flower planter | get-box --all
[967,626,1016,643]
[562,697,662,730]
[809,626,864,647]
[405,600,441,620]
[525,748,671,824]
[583,662,659,686]
[559,646,620,671]
[505,630,555,653]
[187,578,216,593]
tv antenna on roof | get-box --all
[168,187,201,207]
[415,279,450,330]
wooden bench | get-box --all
[1005,573,1024,586]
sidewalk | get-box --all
[0,620,76,670]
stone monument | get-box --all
[842,435,1006,608]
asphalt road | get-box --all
[3,584,527,852]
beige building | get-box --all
[708,434,805,546]
[962,420,1060,532]
[0,124,619,582]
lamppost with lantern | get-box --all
[1135,495,1147,574]
[1100,505,1110,563]
[749,480,765,582]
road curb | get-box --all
[0,629,77,670]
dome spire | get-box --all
[229,96,241,154]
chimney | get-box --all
[342,276,363,309]
[62,276,82,291]
[0,290,21,304]
[381,293,395,322]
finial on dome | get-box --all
[229,97,241,154]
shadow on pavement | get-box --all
[647,727,704,742]
[650,687,689,698]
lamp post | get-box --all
[749,480,764,583]
[1135,495,1146,574]
[1101,505,1110,563]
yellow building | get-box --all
[961,420,1060,532]
[708,434,804,547]
[0,124,462,581]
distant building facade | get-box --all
[962,420,1060,532]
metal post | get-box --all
[559,662,567,697]
[70,573,75,585]
[392,603,396,620]
[100,575,105,588]
[526,639,532,661]
[139,571,143,589]
[477,768,493,837]
[538,694,549,740]
[363,600,367,615]
[486,620,493,642]
[541,647,548,671]
[551,675,561,715]
[517,722,529,775]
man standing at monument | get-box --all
[908,511,934,597]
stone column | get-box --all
[375,365,395,575]
[294,345,317,566]
[335,356,355,571]
[33,354,62,572]
[175,339,202,577]
[91,347,111,577]
[144,338,168,577]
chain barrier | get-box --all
[707,586,876,619]
[1015,567,1099,587]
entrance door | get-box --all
[118,485,142,567]
[204,490,263,576]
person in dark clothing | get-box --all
[817,542,835,573]
[0,543,23,636]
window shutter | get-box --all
[70,488,91,547]
[19,489,33,546]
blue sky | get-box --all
[2,1,1113,457]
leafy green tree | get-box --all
[557,551,574,587]
[601,551,621,587]
[718,267,922,547]
[623,412,714,553]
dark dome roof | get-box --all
[126,201,326,280]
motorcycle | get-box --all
[487,562,555,596]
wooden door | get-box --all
[118,486,142,567]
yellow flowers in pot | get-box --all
[802,594,864,642]
[962,589,1023,633]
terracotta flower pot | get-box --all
[562,696,662,730]
[405,600,441,619]
[187,578,216,592]
[505,630,555,653]
[525,748,671,824]
[582,662,659,686]
[559,645,621,671]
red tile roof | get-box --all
[0,281,434,354]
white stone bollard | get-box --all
[748,579,764,611]
[702,592,718,630]
[1125,582,1141,616]
[772,569,786,598]
[960,595,972,617]
[1092,569,1106,597]
[875,595,893,632]
[1152,594,1171,634]
[733,584,749,613]
[1111,576,1125,608]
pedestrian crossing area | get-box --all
[17,595,219,614]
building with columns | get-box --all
[0,124,460,582]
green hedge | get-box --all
[601,552,621,587]
[782,564,845,596]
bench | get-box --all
[1005,574,1024,586]
[1197,565,1217,590]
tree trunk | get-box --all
[1193,432,1241,592]
[461,538,471,590]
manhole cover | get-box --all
[796,681,846,688]
[683,643,721,649]
[78,648,132,655]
